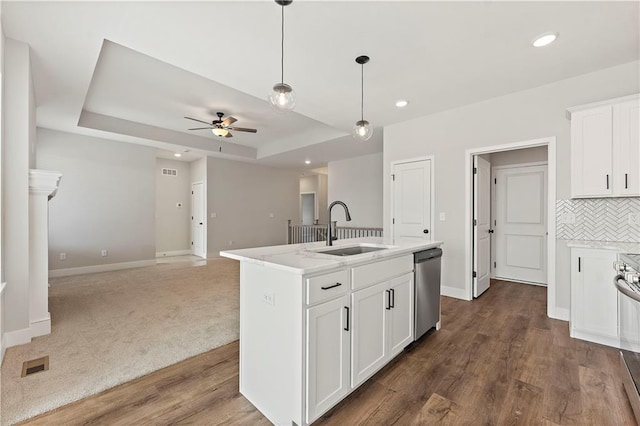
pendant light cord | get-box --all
[280,5,285,84]
[360,63,364,121]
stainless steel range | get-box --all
[614,253,640,423]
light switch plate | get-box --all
[439,212,446,221]
[262,292,275,306]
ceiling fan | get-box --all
[184,112,258,138]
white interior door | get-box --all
[494,165,547,284]
[191,182,205,258]
[392,159,432,239]
[473,156,491,297]
[301,193,316,225]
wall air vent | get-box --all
[161,168,178,177]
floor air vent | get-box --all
[21,356,49,377]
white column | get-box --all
[29,169,62,338]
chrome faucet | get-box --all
[327,201,352,246]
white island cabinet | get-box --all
[221,237,443,426]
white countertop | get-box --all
[220,237,443,275]
[566,240,640,253]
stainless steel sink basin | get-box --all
[315,245,389,256]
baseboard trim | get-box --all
[156,250,191,258]
[30,314,51,338]
[550,307,570,322]
[441,285,469,300]
[49,260,156,278]
[1,282,6,365]
[4,326,33,347]
[571,328,621,349]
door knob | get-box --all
[423,229,429,234]
[488,229,494,234]
[199,222,203,225]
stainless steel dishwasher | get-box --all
[414,248,442,341]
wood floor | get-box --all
[20,280,635,425]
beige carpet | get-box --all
[1,257,240,425]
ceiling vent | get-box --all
[161,168,178,177]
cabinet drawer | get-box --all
[306,270,349,305]
[351,255,413,290]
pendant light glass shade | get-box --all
[353,120,373,141]
[353,55,373,141]
[269,82,296,111]
[270,1,295,111]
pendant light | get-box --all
[269,0,295,111]
[353,55,373,141]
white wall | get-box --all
[36,128,156,271]
[156,158,191,255]
[328,152,383,227]
[2,38,33,339]
[383,60,640,314]
[489,145,548,167]
[207,157,299,255]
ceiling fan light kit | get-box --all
[184,111,257,139]
[269,0,295,111]
[353,55,373,141]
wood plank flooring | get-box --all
[19,280,635,425]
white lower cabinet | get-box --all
[306,294,350,424]
[570,248,618,346]
[351,272,414,388]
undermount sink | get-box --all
[314,244,393,257]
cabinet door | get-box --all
[351,281,388,388]
[387,273,414,357]
[571,249,618,339]
[613,99,640,196]
[306,294,350,423]
[571,106,613,197]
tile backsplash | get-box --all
[556,198,640,242]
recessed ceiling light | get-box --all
[532,32,558,47]
[305,160,311,165]
[174,153,182,158]
[395,100,409,108]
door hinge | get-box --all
[473,167,477,174]
[192,191,194,194]
[191,241,194,246]
[494,178,497,184]
[494,261,496,268]
[473,271,477,278]
[191,216,194,220]
[494,219,496,226]
[392,218,395,224]
[473,219,477,226]
[392,174,395,181]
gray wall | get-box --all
[155,158,191,254]
[383,60,640,313]
[207,157,299,255]
[36,128,156,270]
[3,38,34,334]
[489,145,548,167]
[328,152,383,227]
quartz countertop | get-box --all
[565,240,640,253]
[220,237,443,275]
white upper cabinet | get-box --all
[570,94,640,198]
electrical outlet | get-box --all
[228,240,233,246]
[629,213,640,227]
[59,252,66,261]
[101,249,108,257]
[269,213,274,218]
[439,212,446,221]
[262,291,275,306]
[211,212,217,218]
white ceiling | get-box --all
[2,1,638,168]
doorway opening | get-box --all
[300,192,317,225]
[465,137,560,319]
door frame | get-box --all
[389,155,436,241]
[491,161,548,285]
[464,137,560,319]
[191,180,207,258]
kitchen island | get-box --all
[221,237,443,426]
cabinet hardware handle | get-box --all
[606,174,609,189]
[390,288,395,308]
[344,306,349,331]
[578,257,581,273]
[385,290,391,310]
[626,173,629,189]
[321,282,342,290]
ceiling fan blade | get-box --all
[225,133,233,138]
[184,116,212,125]
[222,116,237,126]
[230,127,258,133]
[188,127,213,130]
